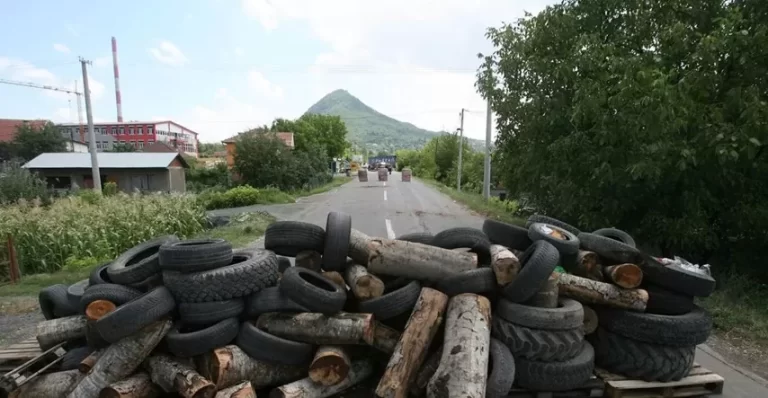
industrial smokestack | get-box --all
[111,36,124,122]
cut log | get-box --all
[67,319,172,398]
[410,349,441,397]
[256,312,375,345]
[371,322,401,354]
[215,381,256,398]
[604,263,643,289]
[376,287,448,398]
[490,245,520,286]
[36,315,87,350]
[345,264,385,300]
[145,354,215,398]
[321,271,346,289]
[296,250,322,272]
[426,294,491,398]
[269,359,374,398]
[85,300,116,321]
[9,369,83,398]
[525,273,559,308]
[199,345,306,390]
[348,229,371,266]
[79,349,104,373]
[367,239,477,282]
[99,372,160,398]
[557,273,648,311]
[573,250,604,281]
[582,305,598,335]
[309,346,352,386]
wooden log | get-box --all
[345,264,385,300]
[604,263,643,289]
[99,372,160,398]
[256,312,375,345]
[145,354,215,398]
[215,381,256,398]
[67,319,172,398]
[573,250,604,281]
[36,315,87,350]
[296,250,322,272]
[371,322,401,354]
[79,349,104,373]
[367,239,477,282]
[199,345,306,390]
[525,273,559,308]
[348,229,371,266]
[269,360,374,398]
[582,305,598,335]
[410,349,441,397]
[309,346,352,386]
[376,287,448,398]
[426,294,491,398]
[86,300,116,321]
[557,273,648,311]
[490,245,520,286]
[321,271,346,289]
[9,369,83,398]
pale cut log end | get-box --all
[86,300,116,321]
[98,372,160,398]
[79,349,104,373]
[214,381,256,398]
[605,263,644,289]
[490,244,520,286]
[309,346,351,386]
[321,271,347,289]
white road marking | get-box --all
[385,219,396,239]
[384,191,388,201]
[383,182,387,187]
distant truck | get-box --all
[368,156,396,172]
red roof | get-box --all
[0,119,50,143]
[142,141,181,154]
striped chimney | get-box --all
[112,36,124,122]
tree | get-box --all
[109,142,137,152]
[10,122,66,161]
[272,114,348,159]
[199,142,225,157]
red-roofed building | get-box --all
[0,118,49,142]
[56,120,200,157]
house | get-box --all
[0,119,50,142]
[56,120,200,157]
[221,131,295,168]
[23,152,189,193]
[142,140,181,154]
[66,140,89,153]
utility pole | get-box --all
[483,98,492,200]
[80,57,102,191]
[457,108,466,191]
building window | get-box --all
[129,127,134,135]
[120,140,126,144]
[138,127,143,135]
[147,126,154,135]
[148,140,155,144]
[110,127,115,135]
[119,127,125,135]
[138,141,144,149]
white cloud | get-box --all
[247,71,283,99]
[148,41,188,66]
[53,43,70,54]
[181,90,272,142]
[93,55,112,68]
[242,0,279,30]
[235,47,245,57]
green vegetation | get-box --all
[186,161,233,193]
[699,275,768,347]
[421,179,523,225]
[199,142,225,157]
[0,121,66,162]
[108,142,137,152]
[0,161,50,204]
[0,269,91,297]
[199,185,294,210]
[199,211,276,248]
[270,113,349,159]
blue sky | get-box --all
[0,0,552,143]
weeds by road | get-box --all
[199,211,275,248]
[420,179,525,225]
[294,176,353,197]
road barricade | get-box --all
[378,168,388,181]
[358,169,368,182]
[402,168,411,182]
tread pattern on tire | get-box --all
[39,284,73,320]
[434,268,496,297]
[358,280,421,320]
[502,241,559,303]
[94,286,176,343]
[597,305,711,347]
[432,227,492,264]
[515,342,595,391]
[88,262,112,285]
[592,228,636,248]
[526,215,581,235]
[495,298,584,330]
[279,267,347,314]
[322,212,352,271]
[159,238,233,272]
[492,317,584,361]
[578,232,641,265]
[236,321,313,365]
[245,286,308,317]
[80,284,142,312]
[178,299,245,325]
[166,318,240,358]
[264,221,325,257]
[482,219,532,251]
[107,235,179,284]
[487,338,516,397]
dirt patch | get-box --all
[0,297,42,346]
[707,332,768,381]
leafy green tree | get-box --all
[0,160,50,204]
[271,114,348,159]
[199,142,225,157]
[109,142,137,152]
[10,122,66,161]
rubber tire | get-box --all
[279,267,346,314]
[640,254,716,297]
[178,299,245,325]
[60,346,92,371]
[528,222,580,267]
[397,232,434,245]
[592,228,636,248]
[596,305,711,347]
[482,219,532,251]
[515,342,594,391]
[495,298,583,330]
[39,284,73,320]
[322,212,352,271]
[85,320,109,349]
[245,286,308,317]
[94,286,176,343]
[578,232,641,265]
[80,283,142,312]
[236,321,313,365]
[526,215,581,236]
[492,317,583,361]
[163,249,279,303]
[107,235,179,284]
[159,238,233,272]
[432,227,492,264]
[501,241,559,303]
[277,257,292,273]
[166,318,240,358]
[66,279,89,313]
[644,284,695,316]
[590,327,694,382]
[434,268,495,297]
[358,281,421,320]
[127,273,163,292]
[487,338,515,397]
[88,262,112,285]
[264,221,325,257]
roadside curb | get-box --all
[698,344,768,387]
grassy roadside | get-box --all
[420,178,525,225]
[292,176,353,198]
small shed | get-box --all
[23,152,189,193]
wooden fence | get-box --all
[0,235,20,284]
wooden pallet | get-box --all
[0,338,42,372]
[596,363,724,398]
[506,376,604,397]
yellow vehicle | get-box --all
[350,161,360,172]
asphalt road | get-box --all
[212,170,768,398]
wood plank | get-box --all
[601,366,724,398]
[607,373,724,389]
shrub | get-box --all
[103,181,118,196]
[186,162,233,193]
[200,185,294,210]
[0,161,50,204]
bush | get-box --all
[186,162,233,193]
[0,161,50,204]
[199,185,294,210]
[103,181,118,196]
[0,193,208,274]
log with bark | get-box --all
[345,264,385,300]
[321,271,347,289]
[557,273,648,311]
[426,294,491,398]
[256,312,375,345]
[269,359,374,398]
[582,305,598,335]
[67,319,172,398]
[367,239,477,281]
[525,273,559,308]
[309,346,352,386]
[604,263,643,289]
[85,300,117,321]
[79,349,104,373]
[99,372,160,398]
[376,287,448,398]
[296,251,323,272]
[490,245,520,286]
[573,250,604,281]
[145,354,215,398]
[410,349,441,397]
[36,315,87,350]
[348,229,371,266]
[215,381,256,398]
[198,345,306,390]
[9,369,83,398]
[371,322,401,354]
